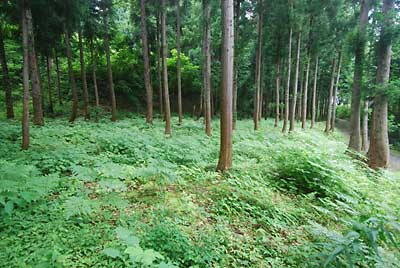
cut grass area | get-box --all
[0,116,399,268]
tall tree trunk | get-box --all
[282,28,292,133]
[156,13,163,116]
[54,51,62,105]
[289,31,301,132]
[301,58,310,128]
[297,70,303,121]
[203,0,212,136]
[232,0,241,130]
[0,26,14,119]
[368,0,394,169]
[90,38,100,122]
[78,31,90,120]
[65,29,79,123]
[325,57,337,132]
[361,100,369,151]
[161,0,172,135]
[27,2,43,126]
[253,0,263,131]
[310,56,318,129]
[104,17,117,122]
[349,0,371,151]
[140,0,153,124]
[217,0,234,172]
[21,1,30,149]
[330,51,342,131]
[176,0,183,125]
[46,56,54,114]
[275,57,280,127]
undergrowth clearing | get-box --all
[0,116,399,268]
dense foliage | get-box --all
[0,117,399,267]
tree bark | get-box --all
[90,38,100,122]
[282,28,292,134]
[54,51,62,105]
[0,25,14,119]
[310,56,318,129]
[349,0,371,151]
[27,2,43,126]
[156,13,163,117]
[176,0,183,125]
[203,0,212,136]
[104,17,117,122]
[325,57,337,132]
[78,31,90,120]
[140,0,153,124]
[274,57,280,127]
[253,0,263,131]
[289,31,301,132]
[330,51,342,131]
[301,58,310,128]
[368,0,394,169]
[22,1,30,149]
[65,29,79,123]
[361,100,369,151]
[161,0,172,135]
[46,56,54,114]
[217,0,234,172]
[232,0,241,130]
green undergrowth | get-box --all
[0,116,399,268]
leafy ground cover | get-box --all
[0,116,399,268]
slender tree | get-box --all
[361,100,369,151]
[282,28,292,133]
[79,30,90,119]
[232,0,241,130]
[310,56,318,128]
[217,0,234,172]
[253,0,263,131]
[90,38,100,121]
[45,56,54,114]
[156,13,163,116]
[140,0,153,124]
[0,25,14,119]
[368,0,394,169]
[22,0,30,149]
[348,0,371,151]
[302,15,314,129]
[104,16,117,121]
[203,0,212,136]
[324,57,337,133]
[65,29,79,122]
[289,31,301,132]
[275,57,281,127]
[161,0,172,135]
[54,51,62,105]
[330,51,342,131]
[176,0,182,125]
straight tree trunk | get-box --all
[289,31,301,132]
[203,0,212,136]
[217,0,234,172]
[368,0,394,169]
[282,28,292,133]
[310,56,318,128]
[297,70,303,121]
[46,56,54,114]
[104,17,117,122]
[232,0,241,130]
[54,52,62,105]
[27,2,43,126]
[21,1,30,149]
[156,13,163,116]
[330,52,342,131]
[90,38,100,122]
[349,0,371,151]
[274,58,280,127]
[301,57,310,128]
[0,26,14,119]
[140,0,153,124]
[176,0,182,125]
[253,0,263,131]
[78,31,90,120]
[361,100,369,151]
[325,57,337,132]
[65,29,79,123]
[161,0,172,135]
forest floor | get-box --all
[335,119,400,172]
[0,116,399,268]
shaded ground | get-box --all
[336,119,400,172]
